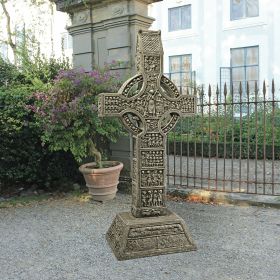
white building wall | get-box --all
[150,0,280,88]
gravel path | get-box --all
[0,194,279,280]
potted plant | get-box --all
[30,67,125,201]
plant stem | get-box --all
[88,139,102,168]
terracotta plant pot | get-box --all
[79,161,124,201]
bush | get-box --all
[0,85,81,190]
[0,57,24,87]
[30,68,125,164]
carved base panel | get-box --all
[106,211,197,260]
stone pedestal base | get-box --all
[106,211,197,260]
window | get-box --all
[61,32,73,50]
[231,0,259,20]
[231,46,259,95]
[169,5,191,32]
[169,54,192,94]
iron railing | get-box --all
[167,80,280,196]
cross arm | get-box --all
[162,94,197,118]
[177,95,197,117]
[98,93,126,118]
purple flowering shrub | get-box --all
[29,68,125,164]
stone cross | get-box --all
[99,30,196,218]
[98,30,197,260]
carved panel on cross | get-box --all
[141,32,162,53]
[146,119,159,132]
[141,189,164,207]
[121,75,143,98]
[123,113,142,135]
[160,76,180,98]
[180,96,196,113]
[141,150,164,168]
[140,169,164,187]
[140,133,163,148]
[103,96,122,114]
[144,56,160,73]
[161,114,180,134]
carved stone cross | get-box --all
[99,30,197,260]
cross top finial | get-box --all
[136,30,163,76]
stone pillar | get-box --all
[54,0,162,75]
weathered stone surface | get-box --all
[106,211,197,260]
[99,30,196,218]
[99,30,197,260]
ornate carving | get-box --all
[161,76,180,98]
[112,6,125,16]
[98,30,196,219]
[144,55,160,73]
[141,169,164,187]
[106,212,196,260]
[73,11,89,24]
[140,133,163,148]
[180,95,196,113]
[123,113,142,135]
[121,75,143,97]
[146,119,158,132]
[126,234,190,252]
[106,216,123,251]
[128,224,184,238]
[141,150,164,168]
[141,208,161,217]
[103,30,197,260]
[103,96,123,114]
[141,32,162,52]
[141,189,163,207]
[161,114,180,134]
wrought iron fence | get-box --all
[167,80,280,196]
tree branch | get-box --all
[0,0,17,64]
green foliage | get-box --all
[169,102,280,159]
[16,35,71,85]
[30,68,125,164]
[0,56,24,86]
[0,85,81,189]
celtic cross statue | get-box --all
[98,30,197,260]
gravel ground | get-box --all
[0,194,279,280]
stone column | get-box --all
[54,0,162,75]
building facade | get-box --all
[149,0,280,95]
